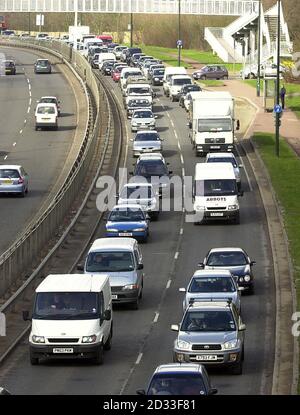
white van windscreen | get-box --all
[33,292,100,320]
[198,119,232,132]
[86,252,134,272]
[195,180,237,197]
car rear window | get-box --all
[37,106,55,114]
[0,169,20,179]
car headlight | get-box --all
[82,335,97,343]
[228,205,238,211]
[32,335,45,343]
[107,228,118,232]
[154,77,159,81]
[177,339,191,350]
[133,228,146,232]
[224,340,239,350]
[122,284,138,291]
[244,275,251,282]
[239,277,244,282]
[132,122,137,126]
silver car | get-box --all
[0,165,29,197]
[131,130,163,157]
[179,270,242,312]
[205,153,243,190]
[171,300,246,375]
[130,109,157,132]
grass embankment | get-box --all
[195,80,225,87]
[253,133,300,377]
[128,44,242,72]
[244,80,300,119]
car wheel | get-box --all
[131,297,139,310]
[233,214,240,225]
[20,189,26,198]
[94,344,104,365]
[231,360,243,375]
[200,75,206,80]
[104,327,113,351]
[248,285,255,295]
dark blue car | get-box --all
[106,204,149,242]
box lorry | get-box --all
[23,273,113,365]
[188,91,239,156]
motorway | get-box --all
[0,47,77,255]
[0,73,276,395]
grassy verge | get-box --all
[196,80,225,87]
[253,133,300,381]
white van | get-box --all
[24,274,113,365]
[169,75,193,101]
[98,52,116,69]
[163,66,187,97]
[193,163,243,225]
[81,238,144,309]
[120,67,143,91]
[35,103,58,130]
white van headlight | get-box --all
[82,335,97,343]
[32,335,45,343]
[228,205,238,211]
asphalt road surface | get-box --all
[0,74,276,396]
[0,47,77,255]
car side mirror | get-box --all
[169,170,173,175]
[22,310,31,321]
[238,287,246,292]
[129,172,133,175]
[146,214,150,220]
[160,138,164,141]
[136,389,146,395]
[209,388,218,395]
[103,310,111,321]
[250,261,256,266]
[137,263,144,270]
[154,115,158,119]
[128,116,132,119]
[239,323,246,331]
[179,288,186,293]
[238,190,244,197]
[171,324,179,332]
[239,164,243,169]
[198,262,205,269]
[130,138,133,141]
[77,264,84,271]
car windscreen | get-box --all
[183,85,201,93]
[0,169,20,179]
[120,186,152,199]
[207,157,237,168]
[37,60,49,66]
[4,61,14,67]
[189,277,235,293]
[181,310,236,332]
[108,208,145,222]
[124,71,141,79]
[135,161,168,177]
[86,251,135,272]
[148,373,207,395]
[135,133,159,142]
[128,99,150,107]
[198,119,232,132]
[173,78,192,85]
[153,69,165,76]
[207,252,247,267]
[128,87,151,94]
[40,98,56,104]
[33,292,100,320]
[133,111,153,118]
[195,179,237,197]
[37,106,55,114]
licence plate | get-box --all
[53,348,73,354]
[210,213,224,217]
[211,146,221,149]
[196,355,218,361]
[3,179,12,185]
[119,233,132,236]
[112,295,118,300]
[42,118,50,120]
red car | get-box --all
[112,66,126,82]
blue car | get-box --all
[106,204,149,242]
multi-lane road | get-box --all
[0,70,276,395]
[0,47,77,255]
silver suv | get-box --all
[171,299,246,375]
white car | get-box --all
[35,103,58,130]
[130,109,157,132]
[118,183,159,220]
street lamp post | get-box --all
[130,0,133,47]
[275,0,281,157]
[257,0,262,97]
[178,0,181,67]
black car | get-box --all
[132,156,172,195]
[199,247,256,294]
[136,363,217,395]
[125,47,142,64]
[179,84,202,107]
[3,60,16,75]
[101,60,115,75]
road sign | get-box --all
[274,104,282,114]
[177,40,183,48]
[36,14,44,26]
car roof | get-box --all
[111,204,145,210]
[123,182,153,188]
[0,165,22,170]
[207,152,236,159]
[192,269,232,278]
[36,274,109,293]
[89,237,137,252]
[40,96,58,100]
[36,58,49,61]
[187,300,233,311]
[195,163,235,180]
[172,75,192,79]
[154,363,204,374]
[136,130,158,135]
[36,103,57,108]
[208,247,245,254]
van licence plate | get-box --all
[211,146,221,149]
[210,213,224,217]
[53,348,73,354]
[112,295,118,300]
[196,355,218,361]
[119,233,132,237]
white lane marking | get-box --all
[28,84,31,91]
[180,154,184,164]
[27,78,30,84]
[236,146,253,192]
[4,155,8,160]
[170,120,175,128]
[24,119,27,124]
[177,142,182,151]
[29,98,32,105]
[13,142,16,147]
[180,228,184,235]
[174,252,179,260]
[174,131,179,140]
[182,167,185,177]
[27,107,30,114]
[19,130,23,134]
[166,280,172,289]
[135,353,143,365]
[153,312,159,323]
[29,91,32,97]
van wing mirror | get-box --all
[77,264,84,271]
[238,190,244,197]
[22,310,31,321]
[136,389,146,395]
[103,310,111,321]
[198,262,205,269]
[138,263,144,270]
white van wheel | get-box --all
[104,328,112,351]
[94,344,104,365]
